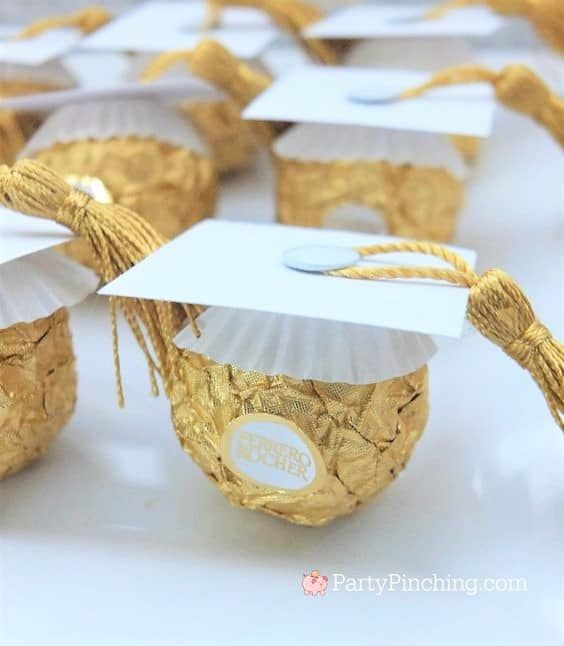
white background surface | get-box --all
[1,49,564,646]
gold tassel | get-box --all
[329,241,564,429]
[188,39,279,143]
[0,160,183,407]
[401,64,564,148]
[205,0,340,63]
[426,0,564,55]
[15,6,112,39]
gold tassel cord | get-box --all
[328,240,564,429]
[205,0,340,63]
[401,64,564,148]
[187,39,279,143]
[0,160,184,407]
[141,51,194,83]
[425,0,564,55]
[15,6,112,39]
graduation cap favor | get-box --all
[0,159,561,526]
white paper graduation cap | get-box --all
[80,1,278,59]
[306,3,504,39]
[243,65,494,137]
[99,219,479,383]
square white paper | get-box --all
[0,208,74,265]
[81,1,278,59]
[0,78,222,113]
[99,220,477,338]
[306,4,504,39]
[0,28,83,65]
[243,66,495,137]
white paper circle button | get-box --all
[283,246,360,273]
[347,88,399,105]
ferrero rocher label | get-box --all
[221,413,327,494]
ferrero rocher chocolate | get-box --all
[0,61,75,164]
[0,308,76,479]
[24,99,218,269]
[274,125,466,242]
[170,352,429,526]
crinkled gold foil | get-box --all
[33,137,218,268]
[180,99,256,174]
[0,307,76,479]
[170,352,429,526]
[275,156,464,242]
[0,80,63,164]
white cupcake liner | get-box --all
[344,37,474,71]
[274,123,468,179]
[175,306,437,384]
[0,249,98,328]
[20,97,210,159]
[0,59,76,90]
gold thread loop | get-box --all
[425,0,564,54]
[15,6,111,39]
[401,64,564,148]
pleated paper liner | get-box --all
[0,249,96,480]
[21,98,218,269]
[0,249,97,329]
[273,123,468,242]
[0,60,76,164]
[126,52,258,174]
[175,306,437,384]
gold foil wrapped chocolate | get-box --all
[171,354,429,526]
[3,160,562,526]
[0,61,76,164]
[0,308,76,479]
[274,125,467,241]
[22,99,217,269]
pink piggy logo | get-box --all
[302,570,328,596]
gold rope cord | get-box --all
[0,308,76,479]
[15,6,112,39]
[205,0,341,63]
[141,52,256,174]
[33,137,217,269]
[171,353,429,526]
[0,160,186,407]
[401,64,564,148]
[327,240,564,429]
[426,0,564,55]
[188,39,282,144]
[275,157,464,242]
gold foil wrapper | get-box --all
[180,99,256,174]
[0,307,76,479]
[170,352,429,526]
[33,137,218,268]
[275,156,464,242]
[0,80,64,164]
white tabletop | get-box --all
[1,50,563,645]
